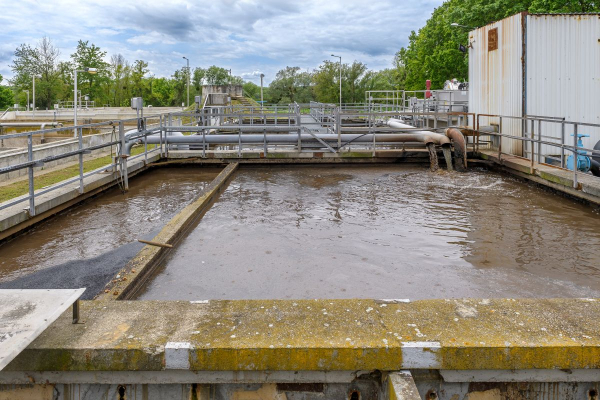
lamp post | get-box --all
[260,73,264,110]
[331,54,342,109]
[25,90,29,112]
[183,56,190,108]
[73,67,97,137]
[32,75,38,117]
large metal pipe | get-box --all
[386,118,451,146]
[445,128,467,170]
[125,133,452,155]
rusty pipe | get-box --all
[445,127,467,170]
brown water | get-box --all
[0,167,220,298]
[137,165,600,300]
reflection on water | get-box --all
[0,168,220,282]
[138,165,600,300]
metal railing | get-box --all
[473,113,600,188]
[3,103,599,220]
[0,116,164,216]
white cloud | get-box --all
[0,0,444,83]
[127,32,177,45]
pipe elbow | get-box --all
[423,133,451,146]
[445,128,467,169]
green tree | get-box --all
[131,60,149,98]
[110,54,129,106]
[312,61,338,103]
[268,66,311,104]
[205,66,231,85]
[398,0,600,90]
[0,74,14,109]
[193,68,206,93]
[10,37,63,109]
[242,81,260,100]
[70,40,110,104]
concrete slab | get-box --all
[0,288,84,370]
[5,298,600,372]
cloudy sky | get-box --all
[0,0,443,85]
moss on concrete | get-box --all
[7,298,600,372]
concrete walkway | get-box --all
[5,298,600,372]
[479,149,600,205]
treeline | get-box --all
[0,37,404,110]
[244,61,403,105]
[398,0,600,90]
[1,37,245,110]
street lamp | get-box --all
[24,90,29,112]
[73,67,97,137]
[183,56,190,108]
[451,22,475,29]
[32,75,39,117]
[260,73,265,110]
[331,54,342,108]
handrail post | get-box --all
[498,116,503,162]
[475,114,480,153]
[336,107,341,150]
[530,119,535,174]
[296,103,301,152]
[537,119,542,163]
[119,120,129,191]
[27,133,35,217]
[238,110,242,157]
[159,115,163,157]
[143,117,148,164]
[77,125,84,194]
[560,121,565,168]
[573,124,578,189]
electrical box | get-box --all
[195,96,201,104]
[131,97,143,110]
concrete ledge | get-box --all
[6,298,600,372]
[479,150,600,206]
[96,162,239,301]
[0,152,161,241]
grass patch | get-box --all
[0,145,156,203]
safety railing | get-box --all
[0,115,163,217]
[3,105,599,220]
[474,113,600,188]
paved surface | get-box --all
[0,288,84,370]
[6,298,600,372]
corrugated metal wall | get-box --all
[469,13,525,156]
[526,14,600,157]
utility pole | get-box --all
[32,76,36,117]
[183,57,190,108]
[73,67,97,137]
[260,73,264,110]
[331,54,342,109]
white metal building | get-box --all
[468,13,600,157]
